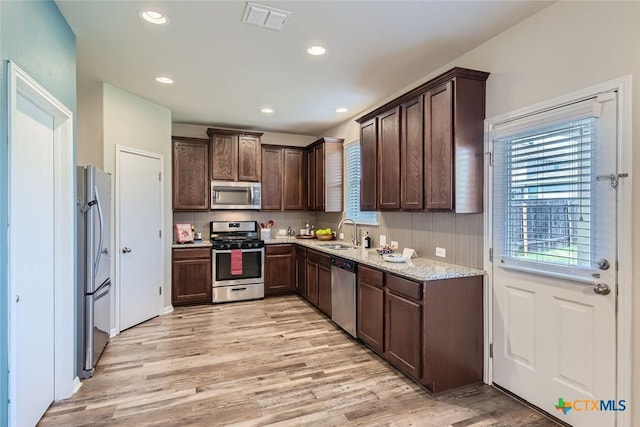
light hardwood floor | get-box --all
[40,296,558,426]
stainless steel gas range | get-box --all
[210,221,265,303]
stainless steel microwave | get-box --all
[210,181,261,210]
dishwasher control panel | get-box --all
[329,256,356,273]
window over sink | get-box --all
[345,140,378,225]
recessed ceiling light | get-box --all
[139,10,168,25]
[260,107,274,114]
[155,76,174,84]
[335,107,348,113]
[307,45,326,56]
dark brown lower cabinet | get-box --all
[305,260,318,306]
[172,248,212,305]
[357,265,384,354]
[356,264,483,394]
[265,244,295,296]
[385,290,422,379]
[295,246,307,297]
[422,276,484,393]
[317,263,331,317]
[303,249,331,314]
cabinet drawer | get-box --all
[266,244,293,255]
[172,248,211,260]
[385,273,422,302]
[358,265,383,289]
[307,249,330,266]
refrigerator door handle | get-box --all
[84,293,95,371]
[93,184,105,279]
[94,279,111,298]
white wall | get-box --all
[102,83,173,311]
[172,122,318,147]
[76,74,103,168]
[322,1,640,422]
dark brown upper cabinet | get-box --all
[356,67,489,213]
[238,135,261,182]
[172,137,210,211]
[283,148,305,210]
[261,146,283,210]
[424,75,486,212]
[207,128,262,182]
[305,137,344,212]
[261,145,305,211]
[377,107,401,210]
[305,149,315,211]
[359,118,378,211]
[401,97,424,210]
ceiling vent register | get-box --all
[241,2,291,31]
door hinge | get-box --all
[489,343,493,358]
[159,172,162,181]
[159,229,162,238]
[159,286,162,295]
[489,248,493,262]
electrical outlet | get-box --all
[436,247,446,258]
[339,232,344,240]
[380,235,387,246]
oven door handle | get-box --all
[213,248,264,254]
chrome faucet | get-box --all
[337,217,358,246]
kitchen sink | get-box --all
[319,243,354,250]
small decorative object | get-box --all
[376,245,394,256]
[315,227,334,241]
[175,223,193,243]
[363,231,372,249]
[382,253,408,263]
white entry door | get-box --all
[11,84,55,427]
[117,148,163,331]
[491,93,619,427]
[8,62,74,427]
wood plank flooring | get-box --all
[39,296,558,426]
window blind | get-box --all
[345,141,378,225]
[496,118,595,268]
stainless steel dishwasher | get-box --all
[330,256,357,338]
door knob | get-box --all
[122,247,132,253]
[596,259,610,270]
[593,283,611,295]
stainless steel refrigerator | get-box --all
[77,165,112,379]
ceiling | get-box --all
[56,1,552,136]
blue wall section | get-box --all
[0,2,76,426]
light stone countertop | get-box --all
[172,240,212,249]
[264,237,484,282]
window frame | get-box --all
[344,139,378,225]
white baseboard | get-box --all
[110,328,118,338]
[72,376,83,394]
[162,305,174,315]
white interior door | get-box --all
[10,89,55,427]
[117,148,163,331]
[491,94,618,427]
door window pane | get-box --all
[500,118,594,267]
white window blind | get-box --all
[345,141,378,225]
[491,96,611,274]
[496,117,595,268]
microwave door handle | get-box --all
[250,185,254,204]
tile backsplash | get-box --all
[175,210,483,269]
[173,211,319,239]
[317,211,483,268]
